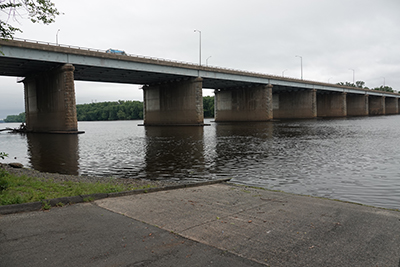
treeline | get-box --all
[3,97,215,122]
[76,100,143,121]
[337,81,395,92]
[3,112,25,123]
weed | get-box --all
[41,201,51,210]
[83,197,95,202]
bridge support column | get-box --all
[273,89,317,119]
[346,94,368,116]
[385,97,398,114]
[142,77,204,125]
[23,64,79,133]
[214,84,272,122]
[368,95,385,115]
[317,92,347,117]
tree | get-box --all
[4,112,25,122]
[355,81,365,88]
[337,82,356,87]
[1,0,59,39]
[337,81,369,89]
[374,85,394,92]
[203,96,214,118]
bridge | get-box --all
[0,39,398,133]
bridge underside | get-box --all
[14,63,400,133]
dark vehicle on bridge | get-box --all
[106,49,127,56]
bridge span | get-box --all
[0,39,398,132]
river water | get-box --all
[1,116,400,210]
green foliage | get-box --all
[0,168,156,205]
[4,97,216,123]
[337,80,396,92]
[355,81,365,88]
[1,0,59,39]
[76,100,144,121]
[337,81,368,89]
[41,200,51,210]
[203,96,214,118]
[374,85,394,92]
[4,112,25,123]
[0,169,10,191]
[0,152,8,160]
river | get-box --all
[1,116,400,210]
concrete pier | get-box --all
[142,78,204,125]
[385,97,398,115]
[317,92,347,117]
[214,85,272,122]
[346,94,369,116]
[273,89,317,119]
[368,95,385,115]
[23,64,78,133]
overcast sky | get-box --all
[1,0,399,119]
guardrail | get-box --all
[7,38,399,95]
[10,37,302,80]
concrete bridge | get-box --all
[0,39,398,133]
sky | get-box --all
[1,0,399,119]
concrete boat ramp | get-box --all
[1,183,400,266]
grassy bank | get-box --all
[0,168,154,206]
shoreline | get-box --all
[0,163,181,189]
[0,163,231,214]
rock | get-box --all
[8,163,23,168]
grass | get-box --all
[0,168,155,206]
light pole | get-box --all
[349,69,355,84]
[295,55,303,80]
[194,29,201,66]
[206,56,212,66]
[56,29,60,45]
[382,77,385,87]
[282,69,288,77]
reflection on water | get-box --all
[213,122,274,179]
[2,116,400,210]
[144,127,204,180]
[27,133,79,175]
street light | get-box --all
[56,29,60,45]
[382,77,385,87]
[282,69,288,77]
[194,29,201,66]
[349,69,355,84]
[206,56,212,66]
[295,55,303,80]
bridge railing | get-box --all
[11,37,294,80]
[7,38,398,95]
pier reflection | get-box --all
[213,122,274,181]
[27,133,79,175]
[215,122,274,157]
[143,126,205,180]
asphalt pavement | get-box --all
[1,183,400,266]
